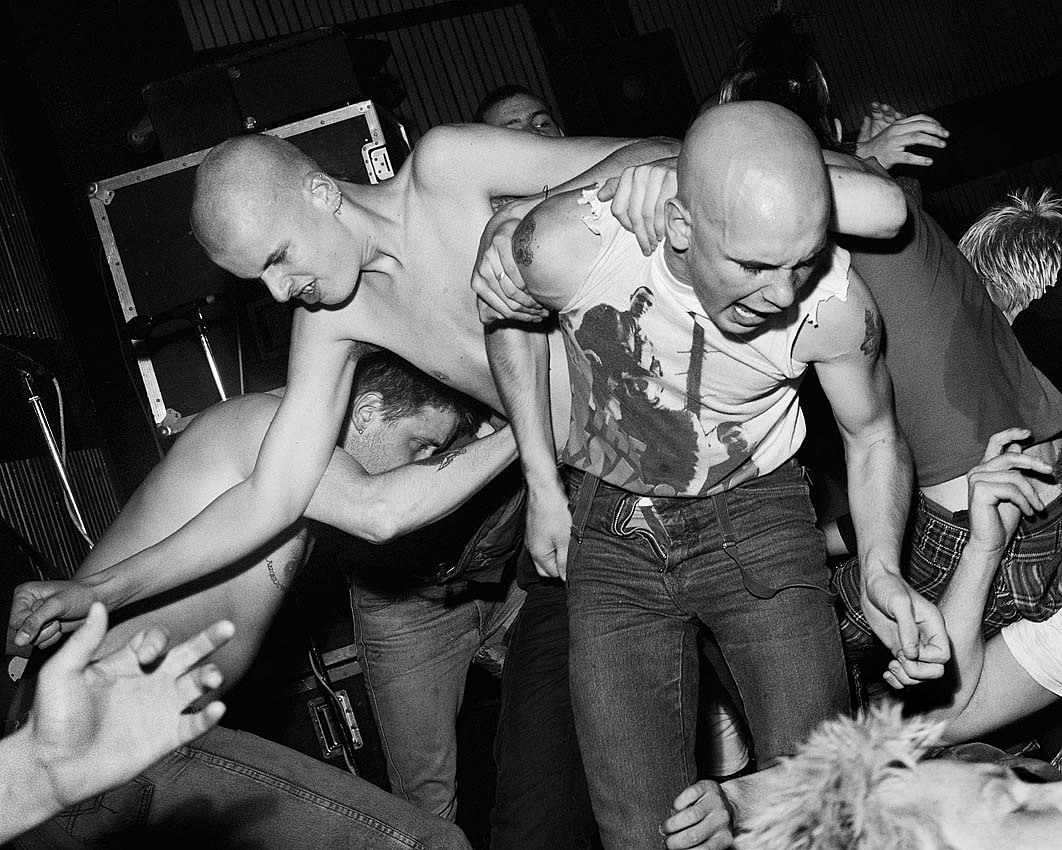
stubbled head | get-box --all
[664,101,830,336]
[341,350,484,473]
[191,134,360,306]
[959,187,1062,323]
[736,702,1062,850]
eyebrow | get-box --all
[731,242,828,270]
[507,109,552,126]
[262,243,289,275]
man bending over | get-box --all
[9,351,514,850]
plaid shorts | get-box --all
[833,490,1062,658]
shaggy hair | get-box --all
[959,188,1062,322]
[734,704,956,850]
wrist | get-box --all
[0,728,65,832]
[81,570,126,609]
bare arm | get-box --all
[887,430,1056,741]
[417,123,679,201]
[805,265,945,667]
[480,192,601,577]
[307,426,517,543]
[47,318,356,612]
[822,148,908,238]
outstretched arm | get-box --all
[0,604,232,842]
[883,429,1058,741]
[307,425,517,542]
[807,265,946,670]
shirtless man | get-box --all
[475,102,943,848]
[9,351,511,849]
[10,125,903,649]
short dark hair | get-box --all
[474,84,543,124]
[353,351,484,438]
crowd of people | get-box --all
[5,9,1062,850]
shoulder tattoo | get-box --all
[512,212,536,267]
[860,308,884,357]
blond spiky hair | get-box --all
[959,188,1062,322]
[734,704,951,850]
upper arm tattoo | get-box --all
[512,212,536,267]
[860,308,884,358]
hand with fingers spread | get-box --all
[526,476,573,580]
[471,201,550,325]
[856,101,949,170]
[8,579,98,653]
[660,780,734,850]
[597,157,678,256]
[0,603,233,840]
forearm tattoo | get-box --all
[435,446,467,471]
[860,308,884,357]
[512,212,536,267]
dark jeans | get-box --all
[490,567,598,850]
[565,460,849,850]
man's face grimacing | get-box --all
[347,403,460,475]
[680,183,829,337]
[482,93,562,137]
[204,176,362,308]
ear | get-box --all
[665,197,692,252]
[350,391,384,433]
[309,172,341,212]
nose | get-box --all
[260,267,290,303]
[761,269,801,310]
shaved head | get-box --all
[679,100,829,234]
[191,134,322,257]
[665,101,832,335]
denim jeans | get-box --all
[13,725,470,850]
[565,460,849,850]
[490,570,599,850]
[351,575,525,820]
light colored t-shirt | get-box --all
[558,200,850,497]
[1001,607,1062,696]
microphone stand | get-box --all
[20,371,91,544]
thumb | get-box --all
[596,176,618,202]
[892,595,920,659]
[47,601,108,674]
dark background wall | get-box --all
[2,0,1061,568]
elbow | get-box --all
[876,182,909,238]
[354,499,405,544]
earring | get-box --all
[333,194,344,216]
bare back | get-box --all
[80,395,308,689]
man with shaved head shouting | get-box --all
[476,101,944,847]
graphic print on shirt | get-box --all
[560,283,758,497]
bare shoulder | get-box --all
[513,188,603,307]
[796,266,884,365]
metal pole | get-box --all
[22,373,90,539]
[192,308,228,401]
